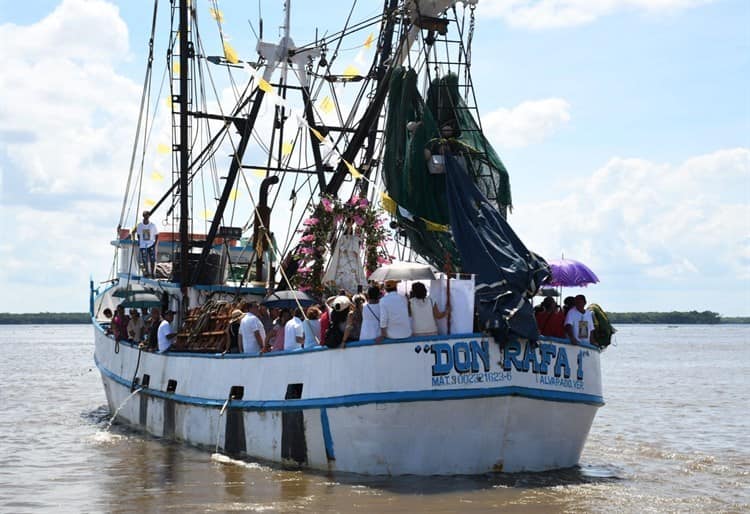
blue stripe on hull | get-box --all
[96,358,605,411]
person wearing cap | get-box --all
[376,279,411,343]
[224,309,244,354]
[157,310,177,353]
[135,210,159,278]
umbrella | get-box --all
[262,290,317,309]
[120,292,162,309]
[112,283,154,298]
[546,258,599,287]
[368,262,436,282]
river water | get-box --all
[0,324,747,513]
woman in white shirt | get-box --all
[408,282,449,336]
[359,286,382,341]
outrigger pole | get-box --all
[178,0,190,288]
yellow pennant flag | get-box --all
[165,96,173,109]
[318,96,334,114]
[281,142,294,156]
[172,62,180,75]
[309,127,325,142]
[422,217,451,232]
[223,41,239,64]
[209,8,224,22]
[144,199,156,207]
[251,169,267,178]
[202,209,215,220]
[363,32,375,49]
[156,143,171,154]
[150,171,164,181]
[342,65,359,78]
[343,160,363,179]
[258,78,274,93]
[228,189,240,201]
[381,191,397,215]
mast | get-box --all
[178,0,191,287]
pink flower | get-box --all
[352,215,365,226]
[300,234,315,242]
[298,266,312,274]
[347,196,360,205]
[377,255,391,264]
[300,247,314,256]
[321,198,333,212]
[298,285,311,292]
[303,217,319,226]
[358,198,369,207]
[374,219,384,228]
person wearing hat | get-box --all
[135,210,159,278]
[157,309,177,353]
[375,279,411,343]
[224,309,244,354]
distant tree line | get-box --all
[608,311,729,324]
[0,312,91,324]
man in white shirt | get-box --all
[157,310,176,353]
[284,308,305,350]
[376,280,412,342]
[564,294,597,345]
[239,302,267,354]
[135,210,159,278]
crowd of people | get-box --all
[535,294,599,346]
[101,279,451,355]
[101,305,176,353]
[102,284,604,354]
[216,278,451,355]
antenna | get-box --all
[258,0,263,40]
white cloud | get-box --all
[483,98,571,148]
[0,0,138,197]
[0,0,141,311]
[513,147,750,282]
[480,0,715,29]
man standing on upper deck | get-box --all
[376,280,412,343]
[135,210,159,278]
[564,294,597,346]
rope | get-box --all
[118,0,159,230]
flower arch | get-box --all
[292,195,391,296]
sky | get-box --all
[0,0,748,316]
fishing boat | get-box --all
[91,0,604,475]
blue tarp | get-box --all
[445,154,550,342]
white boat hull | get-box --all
[94,322,602,475]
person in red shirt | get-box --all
[535,297,566,338]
